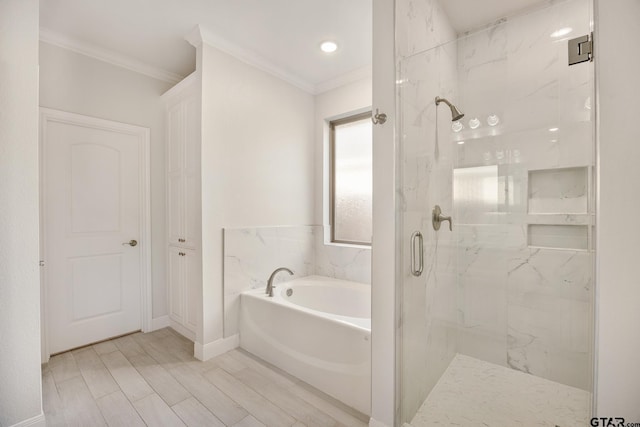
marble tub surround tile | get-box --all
[313,227,371,284]
[410,354,591,427]
[223,225,372,337]
[223,226,315,338]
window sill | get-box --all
[324,241,372,250]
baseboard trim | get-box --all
[169,320,196,342]
[368,417,389,427]
[194,334,240,361]
[150,315,170,331]
[10,413,46,427]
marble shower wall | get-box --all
[397,0,595,419]
[223,225,371,337]
[397,0,458,419]
[396,0,456,58]
[452,0,594,391]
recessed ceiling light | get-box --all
[320,41,338,53]
[551,27,573,38]
[457,141,465,145]
[549,127,559,132]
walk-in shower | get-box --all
[396,0,595,425]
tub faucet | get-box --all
[266,267,294,297]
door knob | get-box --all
[122,240,138,247]
[432,205,452,231]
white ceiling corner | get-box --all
[39,0,372,94]
[314,65,372,95]
[39,27,184,84]
[189,24,316,94]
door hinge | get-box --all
[568,33,593,66]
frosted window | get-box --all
[331,114,372,245]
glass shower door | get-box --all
[397,1,595,425]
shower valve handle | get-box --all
[432,205,452,231]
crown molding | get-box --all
[314,65,372,94]
[40,27,184,85]
[161,71,198,101]
[185,24,315,94]
[184,26,205,49]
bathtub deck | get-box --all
[42,328,369,426]
[409,354,591,427]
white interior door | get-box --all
[42,109,150,355]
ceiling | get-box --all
[39,0,550,92]
[40,0,372,92]
[440,0,548,33]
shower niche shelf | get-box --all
[525,166,591,250]
[527,224,589,250]
[527,167,588,214]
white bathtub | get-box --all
[239,275,371,415]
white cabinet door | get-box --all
[168,246,184,324]
[167,95,199,249]
[168,247,198,333]
[167,104,183,175]
[167,103,184,246]
[184,249,199,331]
[183,96,200,248]
[167,172,183,246]
[164,79,200,337]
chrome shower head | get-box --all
[435,96,464,121]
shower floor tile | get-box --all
[409,354,591,427]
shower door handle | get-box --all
[410,231,423,277]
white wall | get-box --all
[0,0,44,425]
[39,42,173,320]
[370,0,397,425]
[198,40,315,352]
[595,0,640,420]
[314,77,372,225]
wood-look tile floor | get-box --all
[42,328,369,427]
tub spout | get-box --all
[266,267,294,297]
